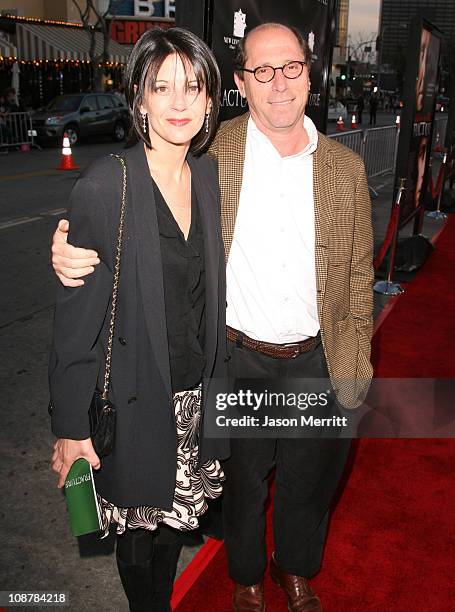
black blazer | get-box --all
[49,141,229,509]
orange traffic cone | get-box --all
[336,115,345,131]
[58,132,79,170]
[350,114,358,129]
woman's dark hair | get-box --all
[124,27,220,155]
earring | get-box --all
[141,112,147,134]
[204,113,210,133]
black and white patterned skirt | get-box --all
[98,386,224,536]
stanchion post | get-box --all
[426,152,448,220]
[374,178,406,296]
[448,145,454,190]
[393,116,400,168]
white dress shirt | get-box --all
[226,115,320,343]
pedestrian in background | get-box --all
[0,94,8,143]
[369,93,378,124]
[113,83,127,106]
[357,93,364,124]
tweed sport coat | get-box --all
[208,112,374,409]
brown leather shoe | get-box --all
[232,582,265,611]
[269,553,322,611]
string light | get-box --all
[0,15,126,68]
[0,13,84,28]
[0,57,125,67]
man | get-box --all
[51,23,373,612]
[3,88,20,112]
[369,93,378,125]
[357,93,364,124]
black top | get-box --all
[152,179,206,393]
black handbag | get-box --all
[89,154,127,457]
[49,154,127,458]
[89,393,116,458]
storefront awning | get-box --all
[0,33,17,58]
[16,23,129,63]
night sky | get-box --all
[348,0,381,36]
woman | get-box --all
[49,28,228,611]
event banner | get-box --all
[206,0,336,130]
[393,17,442,229]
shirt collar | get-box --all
[248,113,318,159]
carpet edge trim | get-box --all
[171,537,223,609]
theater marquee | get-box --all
[110,18,173,45]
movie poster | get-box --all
[444,79,455,173]
[394,18,442,228]
[207,0,336,131]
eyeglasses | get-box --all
[238,60,307,83]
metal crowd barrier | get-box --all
[362,125,398,178]
[329,115,449,181]
[329,128,364,156]
[329,125,398,179]
[432,116,448,151]
[0,111,38,151]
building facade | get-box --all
[335,0,349,58]
[0,1,91,23]
[0,0,174,107]
[379,0,455,72]
[0,0,174,24]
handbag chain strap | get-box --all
[102,154,127,400]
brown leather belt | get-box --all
[226,326,318,359]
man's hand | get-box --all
[51,219,100,287]
[51,437,101,488]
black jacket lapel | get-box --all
[124,142,172,397]
[188,155,219,377]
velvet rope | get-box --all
[373,201,400,271]
[428,162,446,199]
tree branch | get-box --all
[71,0,123,90]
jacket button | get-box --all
[119,337,127,345]
[128,396,137,404]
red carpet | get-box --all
[173,216,455,611]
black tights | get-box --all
[116,526,183,612]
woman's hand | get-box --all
[51,219,100,287]
[52,438,101,488]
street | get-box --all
[0,140,130,611]
[325,109,400,133]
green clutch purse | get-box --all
[64,458,102,537]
